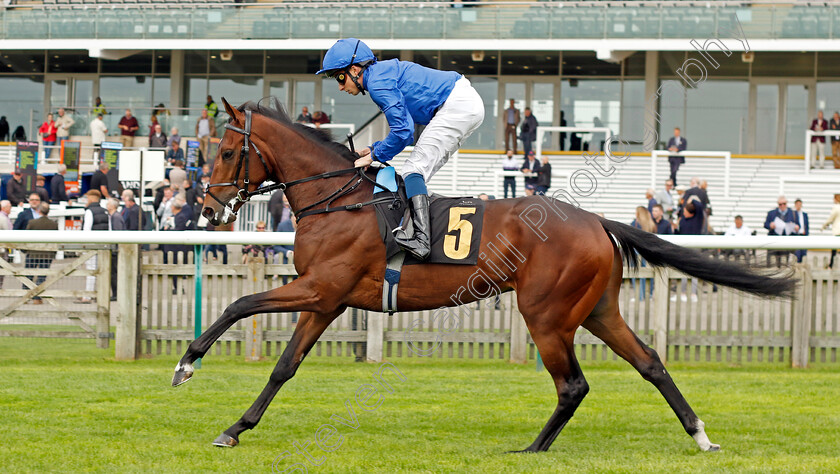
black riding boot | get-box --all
[395,194,431,260]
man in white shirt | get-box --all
[195,109,215,164]
[723,215,752,262]
[90,113,108,146]
[55,107,75,142]
[0,200,11,288]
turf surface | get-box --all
[1,339,838,473]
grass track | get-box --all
[1,339,839,473]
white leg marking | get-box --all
[692,419,721,452]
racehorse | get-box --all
[173,97,796,452]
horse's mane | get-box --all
[235,99,356,163]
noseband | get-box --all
[205,109,397,222]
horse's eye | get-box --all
[222,150,234,160]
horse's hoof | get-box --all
[706,443,721,452]
[172,362,194,387]
[212,433,238,447]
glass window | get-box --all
[501,52,558,76]
[623,52,645,77]
[442,52,497,75]
[0,52,45,74]
[659,51,687,77]
[0,76,44,139]
[561,80,621,152]
[620,80,646,148]
[184,77,207,108]
[269,81,290,112]
[462,77,498,149]
[754,84,778,154]
[321,77,379,132]
[752,52,814,77]
[100,51,152,75]
[155,51,171,75]
[47,50,98,74]
[657,79,685,149]
[785,84,809,155]
[413,51,439,69]
[533,83,555,147]
[209,77,264,110]
[379,50,401,61]
[184,51,208,75]
[817,82,840,116]
[686,81,749,154]
[152,77,171,108]
[265,51,321,75]
[209,50,264,75]
[563,52,620,76]
[294,81,316,115]
[703,51,749,77]
[99,76,152,112]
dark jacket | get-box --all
[35,186,50,204]
[121,204,141,231]
[536,162,551,188]
[110,212,125,231]
[25,216,58,260]
[50,174,68,203]
[654,217,673,235]
[13,208,34,230]
[678,200,705,235]
[794,210,809,236]
[87,204,110,230]
[6,176,27,206]
[521,158,540,186]
[764,208,796,236]
[667,136,687,162]
[519,114,538,142]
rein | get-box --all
[206,109,400,222]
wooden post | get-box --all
[244,257,264,361]
[652,267,670,362]
[366,312,384,362]
[791,265,813,368]
[509,292,529,364]
[115,244,139,360]
[96,248,111,349]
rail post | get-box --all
[244,256,264,361]
[510,292,529,364]
[652,267,670,363]
[96,248,111,349]
[366,311,384,362]
[791,264,813,368]
[115,244,139,360]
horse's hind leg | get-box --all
[515,329,588,453]
[582,254,720,451]
[213,308,343,447]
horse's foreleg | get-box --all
[583,311,720,452]
[173,277,323,386]
[212,308,343,447]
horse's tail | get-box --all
[598,217,797,298]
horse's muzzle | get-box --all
[203,206,237,227]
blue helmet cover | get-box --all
[316,38,376,75]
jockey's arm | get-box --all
[369,85,414,163]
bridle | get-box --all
[205,108,400,222]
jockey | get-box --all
[317,38,485,260]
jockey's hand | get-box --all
[354,150,373,169]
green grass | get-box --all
[1,339,839,473]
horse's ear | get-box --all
[272,97,282,114]
[221,97,239,121]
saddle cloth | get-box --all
[372,167,485,266]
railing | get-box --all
[803,130,840,173]
[3,2,840,41]
[2,231,840,367]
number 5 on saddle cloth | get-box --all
[372,166,486,313]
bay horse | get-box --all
[173,98,796,452]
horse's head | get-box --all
[203,97,275,226]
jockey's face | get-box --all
[338,66,363,96]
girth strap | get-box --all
[382,251,406,315]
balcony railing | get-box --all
[1,2,840,41]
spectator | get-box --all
[722,215,752,261]
[810,110,828,169]
[148,114,160,136]
[162,195,196,294]
[13,193,42,230]
[477,193,491,201]
[205,95,219,119]
[822,194,840,269]
[117,109,139,148]
[168,127,181,151]
[11,125,26,141]
[273,216,297,264]
[503,98,520,154]
[242,221,274,263]
[90,113,108,147]
[195,173,210,217]
[55,107,74,143]
[153,103,170,118]
[106,198,124,300]
[24,202,58,304]
[521,150,540,195]
[683,177,710,234]
[501,149,518,199]
[675,198,705,302]
[0,116,9,141]
[181,179,198,210]
[764,195,798,267]
[268,190,287,232]
[92,97,106,117]
[204,222,229,264]
[196,109,215,163]
[0,200,11,289]
[6,169,27,206]
[90,161,110,200]
[535,154,551,195]
[167,140,184,165]
[519,107,538,159]
[50,164,69,204]
[296,106,312,123]
[651,204,672,235]
[793,198,809,263]
[311,111,330,128]
[148,123,167,148]
[645,188,656,213]
[79,190,108,304]
[630,205,656,301]
[34,175,49,204]
[169,160,187,189]
[559,110,567,151]
[831,112,840,168]
[156,186,174,230]
[666,127,687,186]
[38,113,57,160]
[121,189,142,231]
